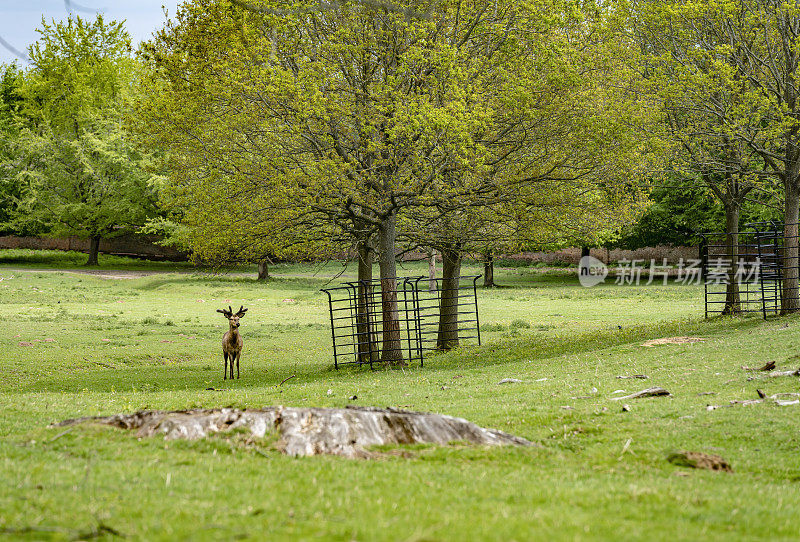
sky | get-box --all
[0,0,183,64]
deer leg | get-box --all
[236,353,240,379]
[230,355,235,380]
[223,352,228,380]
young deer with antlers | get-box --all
[216,305,248,380]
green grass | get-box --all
[1,259,799,541]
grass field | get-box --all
[1,251,799,541]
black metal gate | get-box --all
[699,221,794,318]
[321,276,481,369]
[698,229,764,317]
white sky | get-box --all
[0,0,183,64]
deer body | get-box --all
[217,306,248,380]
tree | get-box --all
[402,0,658,348]
[11,16,158,265]
[0,63,25,234]
[615,177,781,249]
[137,0,617,364]
[632,0,800,314]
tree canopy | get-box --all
[7,16,159,265]
[632,0,800,313]
[134,0,663,359]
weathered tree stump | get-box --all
[54,406,534,458]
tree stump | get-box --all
[54,406,534,458]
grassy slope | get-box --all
[1,257,799,541]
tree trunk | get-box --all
[722,202,741,315]
[782,185,800,314]
[377,213,404,366]
[581,246,591,259]
[483,252,495,288]
[86,235,101,266]
[257,261,270,281]
[437,246,462,351]
[356,239,378,364]
[427,248,437,292]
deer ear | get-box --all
[237,306,248,318]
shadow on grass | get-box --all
[9,312,782,396]
[0,249,198,271]
[421,313,773,373]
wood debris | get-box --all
[610,387,671,401]
[769,368,800,377]
[707,392,800,410]
[742,361,776,372]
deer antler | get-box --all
[217,308,232,318]
[236,306,248,318]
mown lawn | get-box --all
[1,254,799,541]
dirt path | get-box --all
[0,268,236,280]
[0,267,357,281]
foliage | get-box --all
[0,63,30,235]
[631,0,800,312]
[617,176,783,249]
[6,16,160,264]
[138,0,661,254]
[137,0,663,361]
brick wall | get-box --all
[499,245,699,266]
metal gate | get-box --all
[699,221,795,318]
[321,276,481,369]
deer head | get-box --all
[217,305,248,330]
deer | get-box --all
[216,305,248,380]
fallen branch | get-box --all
[769,368,800,377]
[772,393,800,406]
[46,427,74,443]
[616,375,648,380]
[707,392,800,410]
[77,523,125,540]
[742,361,776,372]
[278,375,296,387]
[610,387,671,401]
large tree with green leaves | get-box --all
[401,0,658,346]
[138,0,637,364]
[632,0,800,314]
[0,63,26,234]
[10,16,159,265]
